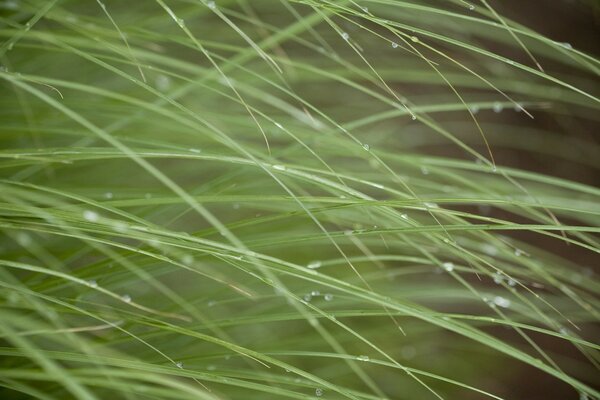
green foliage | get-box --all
[0,0,598,398]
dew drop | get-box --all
[356,355,370,361]
[324,293,333,301]
[307,261,322,269]
[207,0,216,9]
[83,210,99,222]
[481,244,497,256]
[189,148,201,153]
[410,36,419,43]
[493,273,503,284]
[420,166,429,175]
[4,1,19,10]
[315,388,323,397]
[121,294,132,303]
[88,280,98,288]
[493,296,511,308]
[493,102,503,113]
[113,222,128,233]
[341,32,349,41]
[362,143,370,151]
[176,362,183,369]
[391,42,398,48]
[442,262,454,272]
[104,192,113,199]
[272,164,286,171]
[156,74,171,91]
[303,293,312,302]
[514,248,523,257]
[559,326,569,336]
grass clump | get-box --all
[0,0,599,399]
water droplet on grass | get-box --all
[493,296,511,308]
[559,326,570,336]
[4,1,19,10]
[493,102,503,113]
[391,42,398,48]
[442,262,454,272]
[307,261,322,269]
[514,248,523,257]
[156,74,171,91]
[88,280,98,288]
[410,36,419,43]
[481,244,497,256]
[83,210,99,222]
[176,362,183,368]
[207,0,216,9]
[341,32,349,41]
[315,388,323,397]
[362,143,370,151]
[113,222,128,233]
[121,294,132,303]
[189,148,201,153]
[17,232,31,246]
[272,164,286,171]
[356,355,370,361]
[324,293,333,301]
